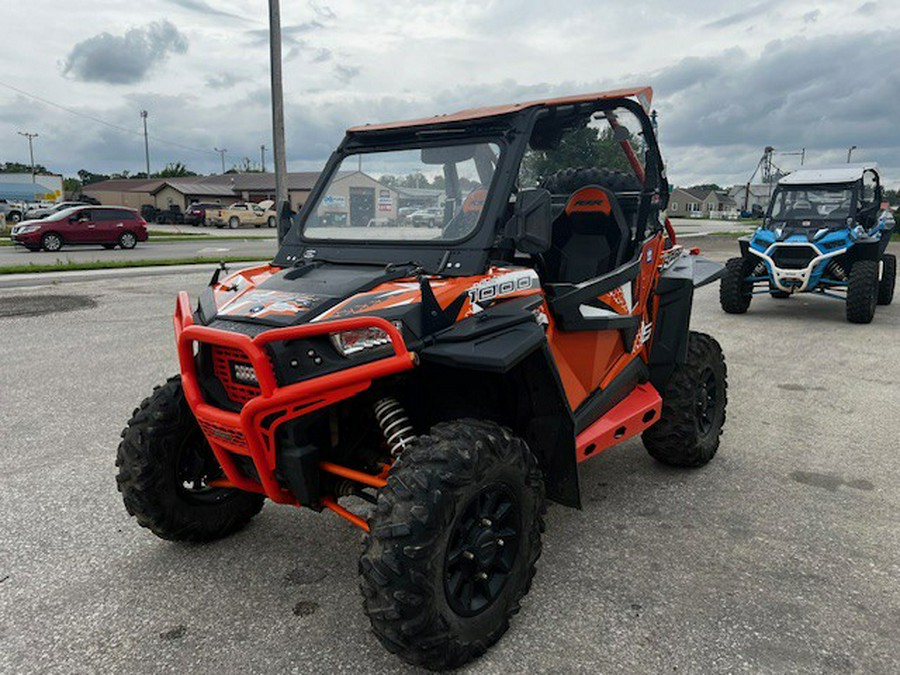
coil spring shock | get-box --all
[826,260,848,280]
[374,397,416,456]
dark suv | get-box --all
[11,206,148,251]
[185,202,223,226]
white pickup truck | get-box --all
[0,200,25,224]
[207,200,277,229]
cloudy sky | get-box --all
[2,0,899,187]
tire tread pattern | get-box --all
[719,257,753,314]
[115,376,264,542]
[847,259,879,323]
[359,419,545,671]
[877,253,895,306]
[642,332,727,467]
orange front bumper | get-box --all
[173,291,415,508]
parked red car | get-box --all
[10,206,148,252]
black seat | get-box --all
[540,185,631,284]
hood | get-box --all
[205,262,541,332]
[212,264,392,327]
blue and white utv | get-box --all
[720,165,895,323]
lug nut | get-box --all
[496,538,505,547]
[463,551,475,561]
[481,518,492,527]
[475,572,488,580]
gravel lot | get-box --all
[1,237,898,674]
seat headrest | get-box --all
[463,187,488,214]
[565,185,614,216]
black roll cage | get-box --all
[273,97,667,276]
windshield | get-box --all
[302,142,501,242]
[46,207,81,221]
[770,186,854,221]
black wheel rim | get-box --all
[695,366,718,436]
[444,484,520,617]
[176,430,231,504]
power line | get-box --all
[0,79,241,164]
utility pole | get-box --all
[140,110,151,178]
[847,145,857,163]
[269,0,290,242]
[17,131,38,182]
[214,147,227,174]
[260,145,267,172]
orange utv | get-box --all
[117,87,727,670]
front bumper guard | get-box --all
[173,291,415,512]
[748,242,848,293]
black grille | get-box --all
[771,245,816,270]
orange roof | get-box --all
[347,86,653,133]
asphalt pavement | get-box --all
[0,237,897,674]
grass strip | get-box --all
[0,256,265,275]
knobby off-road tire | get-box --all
[360,419,545,671]
[642,332,727,467]
[719,257,754,314]
[116,376,264,542]
[539,167,642,199]
[846,259,879,324]
[877,253,895,306]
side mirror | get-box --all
[510,188,552,254]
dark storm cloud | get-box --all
[703,0,779,29]
[205,72,246,89]
[63,21,188,85]
[165,0,246,20]
[857,2,878,15]
[655,31,900,152]
[312,48,332,63]
[802,10,820,23]
[334,64,361,84]
[308,1,336,20]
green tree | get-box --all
[519,125,632,186]
[155,162,197,178]
[77,169,110,185]
[63,177,82,194]
[228,158,263,173]
[1,161,51,174]
[688,183,723,192]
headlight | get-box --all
[330,321,403,357]
[16,225,41,234]
[232,362,259,385]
